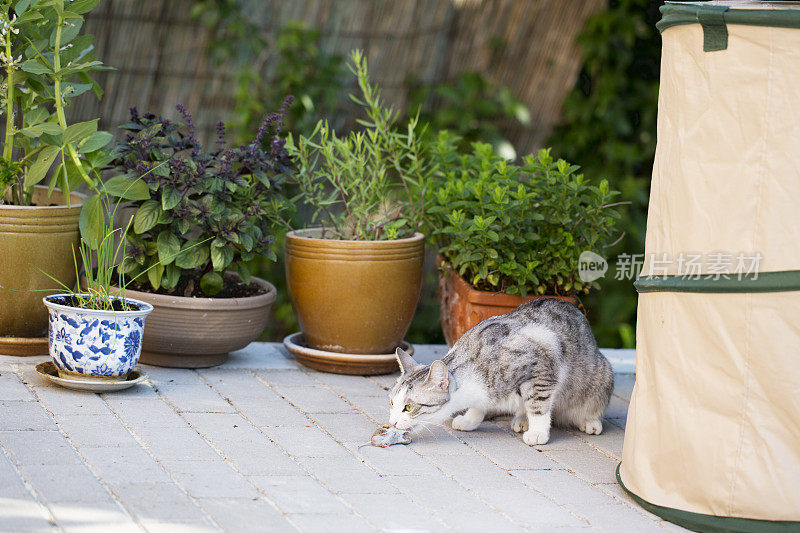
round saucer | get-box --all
[35,361,147,392]
[0,336,48,356]
[283,333,413,375]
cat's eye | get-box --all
[403,404,414,412]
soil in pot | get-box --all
[46,295,145,312]
[121,271,267,299]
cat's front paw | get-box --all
[511,414,528,433]
[523,429,550,445]
[579,419,603,435]
[451,414,481,432]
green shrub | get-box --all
[0,0,112,207]
[426,138,621,296]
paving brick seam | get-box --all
[99,382,225,531]
[199,369,382,531]
[302,369,551,531]
[437,419,595,529]
[146,372,303,531]
[247,369,465,531]
[14,362,147,531]
[0,350,667,532]
[0,397,59,531]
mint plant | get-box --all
[426,138,622,296]
[103,101,294,297]
[287,50,431,241]
[0,0,112,207]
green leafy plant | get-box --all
[0,0,112,206]
[426,137,622,296]
[39,170,163,311]
[406,70,530,160]
[287,50,431,241]
[101,101,294,297]
[51,192,134,311]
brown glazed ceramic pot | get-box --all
[0,186,83,352]
[438,258,578,346]
[115,276,276,368]
[285,229,424,356]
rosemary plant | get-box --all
[287,49,432,241]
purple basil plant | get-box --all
[104,97,295,296]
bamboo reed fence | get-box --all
[72,0,605,155]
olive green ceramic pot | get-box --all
[115,275,276,368]
[285,229,425,356]
[0,187,83,351]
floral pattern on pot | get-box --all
[43,294,154,378]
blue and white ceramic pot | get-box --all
[43,294,154,381]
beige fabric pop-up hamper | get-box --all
[619,2,800,532]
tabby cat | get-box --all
[389,298,613,445]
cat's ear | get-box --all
[425,360,449,391]
[395,347,420,374]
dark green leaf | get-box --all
[210,246,233,271]
[133,200,161,234]
[146,261,164,291]
[156,231,181,266]
[103,176,150,200]
[62,119,98,145]
[161,187,181,211]
[175,241,209,270]
[20,60,52,75]
[78,194,104,249]
[78,131,113,153]
[69,0,101,14]
[24,146,60,187]
[162,264,180,290]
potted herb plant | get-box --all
[0,1,112,355]
[97,102,293,368]
[426,140,622,345]
[43,188,153,384]
[283,50,431,373]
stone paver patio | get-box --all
[0,344,683,532]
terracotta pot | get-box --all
[0,186,83,349]
[437,258,578,346]
[285,229,424,356]
[114,275,276,368]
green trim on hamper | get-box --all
[657,3,800,51]
[616,464,800,533]
[634,270,800,294]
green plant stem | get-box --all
[52,19,94,197]
[3,37,14,163]
[3,31,19,204]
